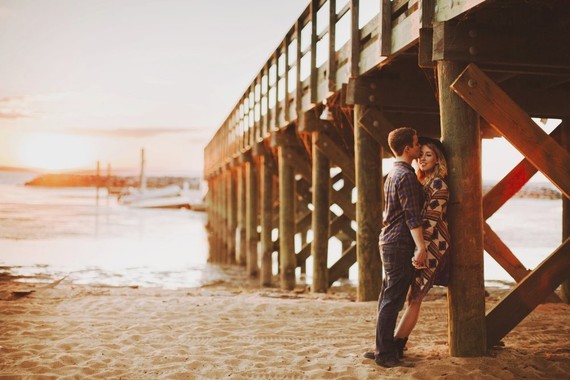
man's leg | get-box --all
[375,245,414,360]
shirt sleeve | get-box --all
[422,178,449,241]
[397,172,423,230]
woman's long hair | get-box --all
[417,140,448,185]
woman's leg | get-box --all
[394,299,422,339]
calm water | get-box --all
[0,171,219,288]
[0,172,564,288]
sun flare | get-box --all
[16,132,95,172]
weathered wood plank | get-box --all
[236,165,247,266]
[245,160,259,276]
[328,244,356,287]
[355,104,383,302]
[311,131,330,292]
[379,0,392,57]
[314,133,355,185]
[451,64,570,198]
[486,238,570,347]
[350,0,360,78]
[439,60,487,356]
[435,0,485,22]
[331,188,356,221]
[483,223,529,282]
[433,19,570,73]
[279,145,297,290]
[357,107,396,154]
[260,154,275,286]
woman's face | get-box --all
[419,145,437,173]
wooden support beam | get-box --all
[354,104,383,302]
[245,160,259,277]
[357,107,397,154]
[485,221,562,305]
[562,121,570,303]
[314,133,355,185]
[227,169,238,264]
[331,189,356,221]
[278,144,297,290]
[433,19,570,75]
[486,238,570,347]
[288,149,312,184]
[499,82,570,119]
[434,0,484,22]
[236,165,247,266]
[296,214,354,265]
[451,64,570,198]
[327,0,337,93]
[328,244,356,287]
[483,223,529,282]
[334,214,356,242]
[350,0,360,77]
[260,153,275,287]
[221,172,230,264]
[418,0,435,68]
[296,211,312,235]
[311,131,330,293]
[483,125,564,220]
[438,60,486,356]
[378,0,392,57]
[345,66,439,112]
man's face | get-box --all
[409,134,421,159]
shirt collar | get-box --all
[394,160,415,172]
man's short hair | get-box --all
[388,127,417,156]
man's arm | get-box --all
[410,226,427,268]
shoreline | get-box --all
[1,272,568,379]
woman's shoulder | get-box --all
[428,176,448,191]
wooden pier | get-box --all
[204,0,569,356]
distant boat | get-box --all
[117,149,206,211]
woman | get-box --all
[393,137,450,357]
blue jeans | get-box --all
[375,243,415,355]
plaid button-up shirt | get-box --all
[379,161,424,246]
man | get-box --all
[365,127,427,368]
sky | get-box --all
[0,0,308,176]
[0,0,559,182]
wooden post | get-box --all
[260,152,274,286]
[246,159,259,277]
[311,132,330,293]
[438,60,486,356]
[354,104,383,301]
[340,239,352,279]
[220,171,228,263]
[227,168,237,264]
[279,144,296,290]
[561,120,570,303]
[236,165,247,266]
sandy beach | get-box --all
[1,268,569,379]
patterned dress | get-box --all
[410,176,450,301]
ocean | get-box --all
[0,171,564,289]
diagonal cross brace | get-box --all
[451,63,570,198]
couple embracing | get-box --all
[365,127,450,368]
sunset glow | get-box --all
[15,132,95,172]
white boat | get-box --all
[117,149,206,210]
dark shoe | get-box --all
[394,337,408,358]
[375,353,401,368]
[363,351,376,360]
